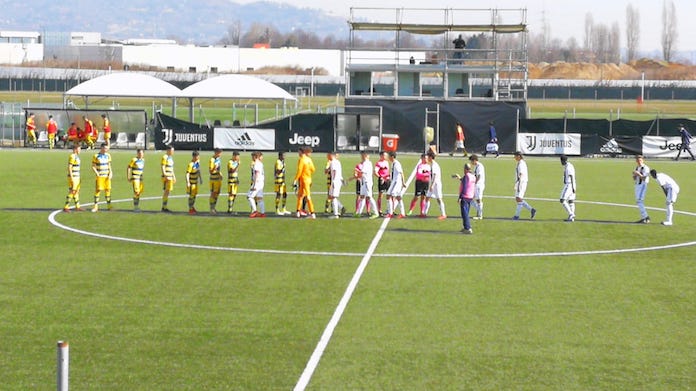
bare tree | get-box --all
[626,4,640,62]
[592,23,609,63]
[609,22,621,64]
[584,13,594,52]
[661,0,678,61]
[218,21,241,46]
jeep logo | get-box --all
[289,133,320,147]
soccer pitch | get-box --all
[1,148,694,390]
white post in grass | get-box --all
[57,341,69,391]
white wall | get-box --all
[0,43,43,64]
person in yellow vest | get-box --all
[26,112,37,147]
[101,114,112,147]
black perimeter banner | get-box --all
[154,113,213,150]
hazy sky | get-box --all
[236,0,696,55]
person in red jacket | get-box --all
[84,116,96,149]
[46,115,58,149]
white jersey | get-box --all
[252,160,264,188]
[387,159,405,197]
[563,162,576,189]
[474,162,485,186]
[329,159,343,184]
[516,159,528,184]
[390,159,404,184]
[654,172,680,193]
[634,163,650,186]
[427,160,443,199]
[360,159,373,187]
[329,159,343,198]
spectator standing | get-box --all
[675,124,695,161]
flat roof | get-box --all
[348,22,526,34]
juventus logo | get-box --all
[161,128,173,145]
[525,135,537,151]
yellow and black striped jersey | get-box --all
[209,156,222,181]
[274,159,286,184]
[186,161,201,183]
[227,159,239,184]
[92,153,111,177]
[68,153,80,178]
[161,154,174,179]
[128,157,145,180]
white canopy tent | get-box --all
[64,72,297,123]
[64,72,182,111]
[180,74,297,122]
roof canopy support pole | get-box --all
[171,98,177,119]
[84,96,89,109]
[188,98,194,122]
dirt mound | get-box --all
[530,60,696,80]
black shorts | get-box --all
[355,180,361,195]
[378,178,391,193]
[414,180,429,196]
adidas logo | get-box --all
[600,138,622,154]
[234,132,254,146]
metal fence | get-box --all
[0,102,24,146]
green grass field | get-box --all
[1,147,694,390]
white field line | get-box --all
[292,157,420,391]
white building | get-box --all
[0,31,43,64]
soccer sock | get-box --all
[134,197,140,208]
[332,198,340,215]
[569,201,575,215]
[398,199,405,215]
[64,194,71,208]
[248,196,257,212]
[188,196,195,209]
[439,200,446,216]
[74,194,80,208]
[162,194,169,208]
[386,198,394,215]
[210,196,216,210]
[478,201,483,217]
[258,199,265,214]
[409,198,417,212]
[325,198,331,213]
[420,199,426,214]
[369,197,378,214]
[106,193,111,208]
[521,201,533,211]
[424,200,431,214]
[377,197,382,213]
[282,193,287,209]
[666,203,674,222]
[228,195,235,211]
[471,201,480,215]
[275,194,281,210]
[355,197,360,212]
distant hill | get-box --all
[0,0,348,45]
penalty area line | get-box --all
[293,215,390,391]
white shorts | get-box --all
[515,181,528,199]
[426,182,443,200]
[329,183,342,198]
[474,184,485,200]
[360,180,373,197]
[665,187,678,204]
[248,185,264,199]
[560,184,576,201]
[455,140,464,148]
[388,180,405,197]
[486,143,499,152]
